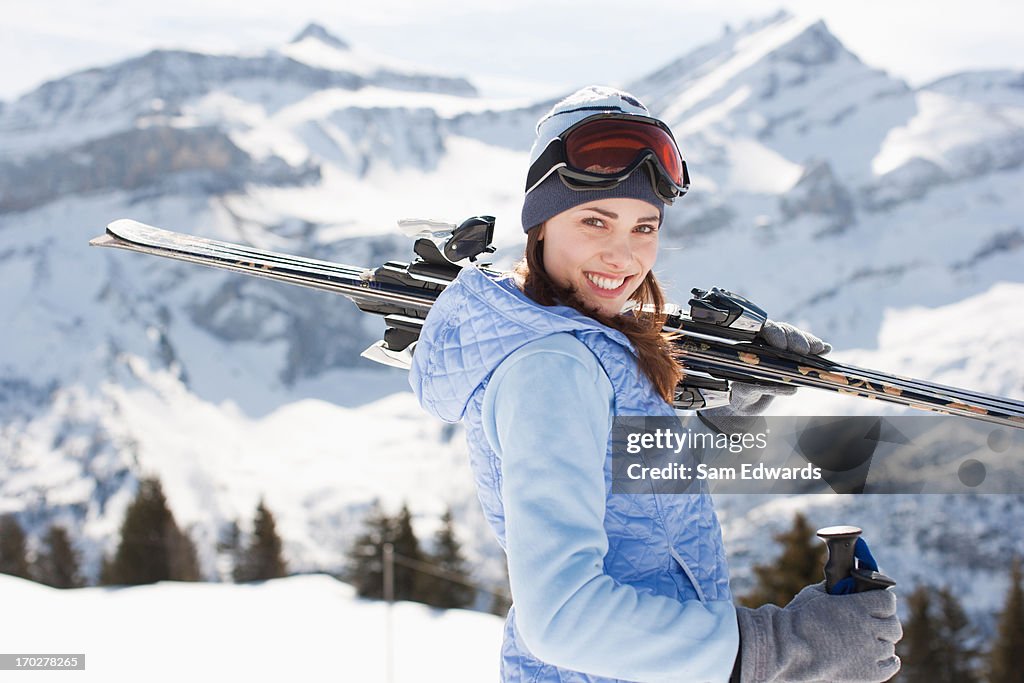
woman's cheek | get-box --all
[641,241,659,269]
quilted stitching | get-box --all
[409,266,732,682]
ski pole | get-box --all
[816,526,896,593]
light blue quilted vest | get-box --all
[409,266,732,682]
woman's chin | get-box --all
[582,296,625,318]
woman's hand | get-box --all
[735,583,902,682]
[759,319,832,356]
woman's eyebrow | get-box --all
[579,207,659,223]
[580,207,618,219]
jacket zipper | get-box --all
[668,545,707,603]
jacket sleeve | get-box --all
[481,333,739,683]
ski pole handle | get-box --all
[816,525,896,593]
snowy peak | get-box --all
[0,28,477,158]
[631,12,873,120]
[766,18,851,67]
[290,22,350,51]
[628,11,912,185]
[719,8,797,41]
[630,13,819,97]
[272,23,476,93]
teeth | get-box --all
[585,272,627,290]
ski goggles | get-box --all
[525,113,690,203]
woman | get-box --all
[410,86,901,682]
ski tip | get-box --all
[92,218,152,247]
[88,234,116,247]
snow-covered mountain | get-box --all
[1,12,1022,627]
[623,12,1023,347]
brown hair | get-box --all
[512,227,683,404]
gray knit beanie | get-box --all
[521,85,668,233]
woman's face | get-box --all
[538,197,661,317]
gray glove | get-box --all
[735,582,902,683]
[759,320,832,357]
[716,381,798,417]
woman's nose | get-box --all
[601,234,632,269]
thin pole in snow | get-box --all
[383,542,394,683]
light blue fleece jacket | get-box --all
[410,266,738,683]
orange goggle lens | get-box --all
[564,118,684,186]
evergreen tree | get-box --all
[347,501,392,600]
[347,501,428,603]
[990,557,1024,683]
[935,587,980,682]
[898,587,937,682]
[897,585,979,683]
[234,499,287,582]
[35,524,84,588]
[0,514,32,580]
[740,512,825,608]
[168,523,201,582]
[102,476,200,585]
[421,507,476,609]
[390,503,424,602]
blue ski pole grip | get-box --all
[853,537,878,571]
[817,526,896,594]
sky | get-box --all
[1,0,1022,101]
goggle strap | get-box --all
[524,139,566,192]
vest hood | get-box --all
[408,266,634,423]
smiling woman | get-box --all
[409,85,901,683]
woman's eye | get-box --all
[583,217,605,228]
[635,224,658,234]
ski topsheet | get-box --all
[91,219,439,316]
[90,219,1024,429]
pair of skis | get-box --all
[89,217,1024,429]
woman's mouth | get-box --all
[584,271,632,298]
